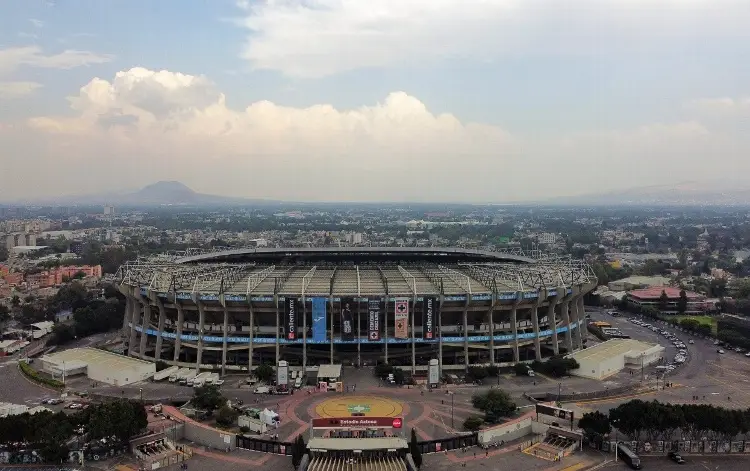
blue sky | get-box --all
[1,0,750,202]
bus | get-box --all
[592,321,611,328]
[617,443,641,469]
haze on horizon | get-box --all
[1,1,750,203]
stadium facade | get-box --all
[116,247,597,373]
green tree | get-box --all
[463,416,484,432]
[486,365,500,377]
[215,405,238,427]
[578,411,611,436]
[292,434,307,469]
[0,304,9,323]
[253,364,274,383]
[392,368,405,385]
[375,363,394,378]
[467,366,488,382]
[659,290,669,311]
[514,363,529,376]
[192,384,225,412]
[409,428,422,469]
[472,389,516,423]
[678,290,688,314]
[86,399,147,441]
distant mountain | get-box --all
[7,181,277,207]
[552,181,750,206]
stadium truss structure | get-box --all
[116,247,597,373]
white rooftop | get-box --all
[41,347,153,371]
[566,338,662,363]
[317,364,343,379]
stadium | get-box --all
[116,247,597,373]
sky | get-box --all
[1,0,750,203]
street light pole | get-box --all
[451,392,454,429]
[139,388,143,402]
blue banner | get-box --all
[312,297,327,343]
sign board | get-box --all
[394,298,409,339]
[341,298,355,341]
[277,361,289,386]
[368,299,381,341]
[428,360,440,385]
[536,404,574,422]
[312,297,327,342]
[312,417,404,429]
[422,297,436,340]
[284,297,297,340]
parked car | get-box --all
[668,451,686,464]
[254,386,270,394]
[718,349,725,354]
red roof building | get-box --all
[626,287,707,314]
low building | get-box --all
[607,276,670,292]
[626,286,706,314]
[30,321,54,339]
[0,339,25,356]
[0,402,29,418]
[39,347,155,386]
[566,338,665,380]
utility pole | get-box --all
[450,392,455,429]
[641,353,645,382]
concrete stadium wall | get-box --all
[183,421,236,451]
[478,414,534,445]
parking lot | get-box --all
[582,311,750,411]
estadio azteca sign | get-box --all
[312,417,404,429]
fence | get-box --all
[416,433,478,454]
[236,435,294,456]
[593,439,750,455]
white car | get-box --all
[254,386,270,394]
[718,349,725,354]
[688,340,694,344]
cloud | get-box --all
[29,18,44,28]
[236,0,750,78]
[0,46,112,76]
[0,81,43,98]
[685,97,750,114]
[19,67,520,201]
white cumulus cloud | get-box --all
[237,0,750,78]
[5,67,750,203]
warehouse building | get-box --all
[39,347,155,386]
[565,339,664,380]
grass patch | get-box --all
[662,315,717,335]
[19,361,65,389]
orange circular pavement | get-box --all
[314,395,404,418]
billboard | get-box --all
[312,417,404,429]
[536,404,574,422]
[428,359,440,385]
[422,297,437,340]
[394,298,409,339]
[312,297,327,343]
[284,297,298,340]
[277,360,289,386]
[368,299,381,341]
[341,297,355,341]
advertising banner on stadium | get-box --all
[312,297,327,343]
[422,296,437,340]
[368,299,381,341]
[394,298,409,339]
[284,297,298,340]
[341,297,355,341]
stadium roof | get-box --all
[117,246,596,297]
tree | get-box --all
[659,290,669,312]
[409,428,422,469]
[192,384,225,412]
[578,411,611,437]
[0,304,9,323]
[467,366,488,382]
[677,290,688,314]
[472,389,516,423]
[86,399,147,441]
[215,405,238,427]
[254,364,275,383]
[486,365,500,377]
[375,363,394,378]
[48,323,76,346]
[11,295,20,306]
[514,363,530,376]
[463,416,484,432]
[292,434,307,469]
[392,368,405,385]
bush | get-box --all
[486,365,500,377]
[463,416,484,431]
[253,364,275,383]
[467,366,488,382]
[472,389,516,423]
[514,363,529,376]
[19,361,64,389]
[215,405,238,427]
[375,363,394,378]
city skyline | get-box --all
[1,1,750,202]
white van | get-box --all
[254,386,270,394]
